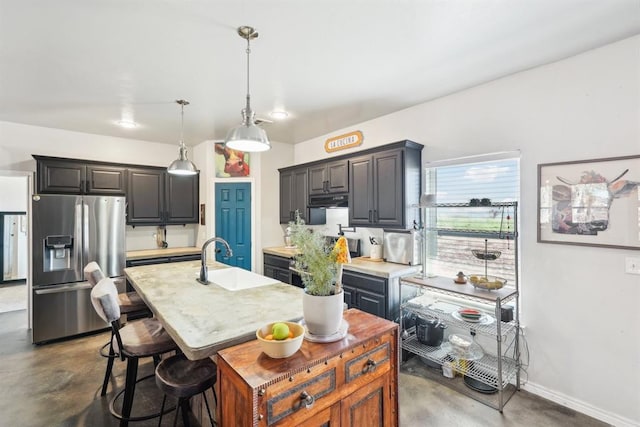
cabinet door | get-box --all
[280,170,294,223]
[292,168,308,221]
[373,149,403,228]
[356,289,386,319]
[308,164,328,195]
[165,173,199,224]
[342,285,356,309]
[341,375,392,427]
[86,164,126,194]
[297,403,340,427]
[348,155,374,226]
[127,168,165,224]
[326,160,349,193]
[263,265,277,280]
[37,159,85,194]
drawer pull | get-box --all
[363,358,377,374]
[295,391,315,410]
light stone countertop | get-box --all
[263,246,421,279]
[124,260,303,360]
[126,246,201,260]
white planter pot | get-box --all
[302,290,344,336]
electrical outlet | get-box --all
[625,257,640,275]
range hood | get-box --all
[308,193,348,208]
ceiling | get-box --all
[1,1,639,146]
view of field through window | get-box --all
[423,158,520,286]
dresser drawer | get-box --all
[261,361,338,426]
[343,330,393,384]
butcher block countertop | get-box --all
[263,246,421,279]
[124,260,303,360]
[126,246,201,260]
[262,246,300,258]
[346,257,421,279]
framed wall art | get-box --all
[215,143,251,178]
[537,154,640,250]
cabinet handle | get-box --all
[368,210,373,222]
[374,210,378,222]
[324,180,328,192]
[294,391,315,410]
[362,358,377,374]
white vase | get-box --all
[302,290,344,336]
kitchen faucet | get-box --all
[197,237,233,284]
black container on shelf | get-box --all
[416,316,447,346]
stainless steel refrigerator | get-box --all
[31,194,126,343]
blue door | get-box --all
[215,182,251,270]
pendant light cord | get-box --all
[245,35,252,115]
[180,102,185,144]
[176,99,189,147]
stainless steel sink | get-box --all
[202,267,280,291]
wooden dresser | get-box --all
[215,309,399,426]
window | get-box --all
[423,155,520,286]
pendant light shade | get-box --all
[224,26,271,153]
[168,99,198,175]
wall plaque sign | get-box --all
[324,131,363,153]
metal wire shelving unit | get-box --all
[400,201,520,412]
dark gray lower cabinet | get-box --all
[263,253,298,286]
[342,270,394,320]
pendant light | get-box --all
[224,26,271,152]
[167,99,198,175]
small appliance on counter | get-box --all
[382,229,422,265]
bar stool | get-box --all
[84,262,150,321]
[90,277,178,426]
[84,262,151,396]
[155,353,217,427]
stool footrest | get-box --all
[108,373,176,422]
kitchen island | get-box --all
[124,260,303,360]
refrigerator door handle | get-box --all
[83,202,89,265]
[74,202,84,276]
[34,282,93,295]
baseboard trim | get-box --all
[522,382,639,427]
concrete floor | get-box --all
[0,309,609,427]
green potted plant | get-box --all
[289,212,344,335]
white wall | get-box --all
[294,36,640,426]
[0,176,28,211]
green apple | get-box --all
[272,322,290,340]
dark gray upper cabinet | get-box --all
[86,164,127,194]
[34,155,199,226]
[308,159,349,195]
[165,172,199,224]
[349,141,422,228]
[279,166,308,224]
[36,158,85,194]
[279,140,422,229]
[349,141,423,229]
[127,167,199,225]
[35,156,126,195]
[127,168,165,224]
